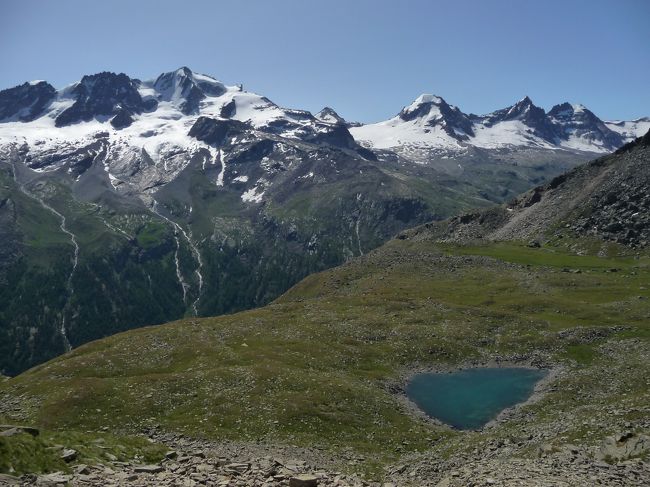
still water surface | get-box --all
[406,367,548,430]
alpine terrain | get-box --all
[1,68,647,376]
[0,124,648,485]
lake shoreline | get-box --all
[388,358,563,432]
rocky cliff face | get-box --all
[548,102,624,151]
[0,81,56,122]
[479,96,557,142]
[54,72,152,128]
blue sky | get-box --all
[1,0,648,122]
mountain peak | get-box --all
[153,67,226,114]
[399,94,448,121]
[413,93,444,105]
[508,95,539,114]
[548,102,591,119]
[54,71,146,128]
[176,66,193,76]
[0,80,56,122]
[394,93,474,140]
[481,96,546,127]
[316,106,346,125]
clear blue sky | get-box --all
[1,0,648,122]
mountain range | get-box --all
[0,67,647,374]
[351,93,648,155]
[2,69,647,157]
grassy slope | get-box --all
[0,431,166,476]
[1,237,648,476]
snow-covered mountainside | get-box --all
[0,67,368,203]
[351,94,646,156]
[605,117,650,142]
[2,70,644,193]
[315,107,347,125]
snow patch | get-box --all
[471,120,555,150]
[350,118,461,150]
[216,148,226,186]
[241,183,265,203]
[605,119,650,142]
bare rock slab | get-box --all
[289,474,319,487]
[61,448,78,462]
[133,464,164,473]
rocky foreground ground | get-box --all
[2,322,649,487]
[1,340,649,486]
[1,428,649,486]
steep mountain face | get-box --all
[0,81,56,122]
[351,94,472,151]
[397,94,475,140]
[54,72,153,128]
[478,96,558,143]
[547,103,624,152]
[152,67,225,115]
[402,130,650,248]
[0,67,645,375]
[351,94,644,156]
[315,106,346,125]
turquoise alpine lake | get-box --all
[405,367,548,430]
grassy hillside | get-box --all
[2,236,648,478]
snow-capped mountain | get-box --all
[350,94,471,151]
[0,67,371,202]
[350,94,646,155]
[0,80,57,122]
[315,107,347,125]
[545,102,627,152]
[0,67,646,375]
